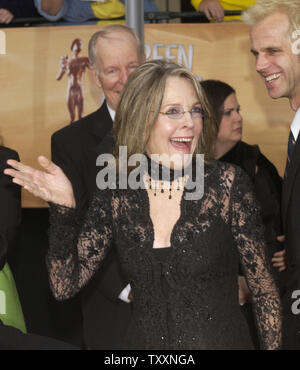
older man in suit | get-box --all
[51,25,144,350]
[244,0,300,349]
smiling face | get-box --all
[146,76,203,169]
[216,93,242,152]
[250,11,300,110]
[93,31,141,111]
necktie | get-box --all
[284,130,296,179]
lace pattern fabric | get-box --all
[47,160,281,349]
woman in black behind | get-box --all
[200,79,285,348]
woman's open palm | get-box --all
[4,156,75,208]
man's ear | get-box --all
[91,68,102,89]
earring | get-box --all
[169,181,173,199]
[154,180,157,196]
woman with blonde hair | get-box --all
[5,60,282,349]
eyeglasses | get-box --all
[158,106,205,120]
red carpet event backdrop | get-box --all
[0,23,293,207]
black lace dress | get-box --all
[47,160,282,350]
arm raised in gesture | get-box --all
[4,156,75,208]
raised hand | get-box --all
[4,156,75,208]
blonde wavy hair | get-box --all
[113,59,218,171]
[243,0,300,40]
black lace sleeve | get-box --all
[46,189,114,300]
[230,166,282,350]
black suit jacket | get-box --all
[51,102,131,349]
[281,133,300,349]
[0,146,21,270]
[0,319,79,350]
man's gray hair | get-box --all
[88,24,144,68]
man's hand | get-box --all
[198,0,224,22]
[41,0,64,16]
[0,9,14,24]
[272,235,287,272]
